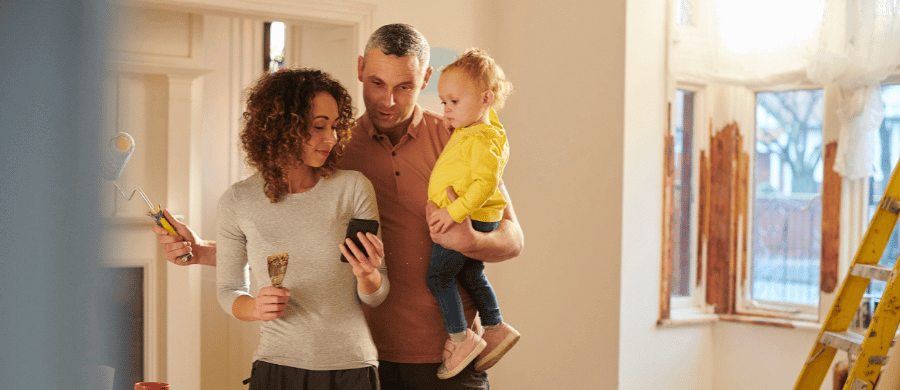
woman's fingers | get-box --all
[255,287,290,321]
[340,233,384,274]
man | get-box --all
[154,24,523,389]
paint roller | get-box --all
[102,132,193,263]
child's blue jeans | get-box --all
[426,220,503,335]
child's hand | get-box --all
[428,207,456,234]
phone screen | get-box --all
[340,218,379,262]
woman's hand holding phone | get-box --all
[340,231,384,276]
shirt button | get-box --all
[395,172,400,176]
[392,152,396,156]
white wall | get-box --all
[480,0,626,388]
[713,322,822,389]
[620,0,715,389]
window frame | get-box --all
[663,83,710,321]
[859,78,900,300]
[735,84,826,321]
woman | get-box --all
[216,68,388,390]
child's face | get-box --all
[438,69,490,129]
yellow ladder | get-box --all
[795,160,900,390]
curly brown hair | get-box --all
[240,68,355,203]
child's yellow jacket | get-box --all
[428,110,510,223]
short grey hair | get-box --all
[363,23,430,70]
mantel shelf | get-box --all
[106,60,212,78]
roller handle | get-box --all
[147,207,194,263]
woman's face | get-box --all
[300,91,339,168]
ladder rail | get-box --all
[794,157,900,390]
[842,266,900,390]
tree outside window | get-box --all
[752,89,824,307]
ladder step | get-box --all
[849,378,869,390]
[880,196,900,214]
[820,331,864,355]
[850,263,895,282]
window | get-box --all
[865,84,900,301]
[672,90,696,298]
[675,0,695,26]
[749,89,824,314]
[264,21,286,73]
[661,87,705,323]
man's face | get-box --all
[357,49,432,133]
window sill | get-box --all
[718,314,822,331]
[657,311,718,328]
[658,312,823,331]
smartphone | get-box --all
[340,218,380,262]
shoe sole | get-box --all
[474,330,520,371]
[437,339,487,380]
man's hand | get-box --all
[426,186,478,254]
[251,286,291,321]
[151,208,203,265]
[425,183,524,263]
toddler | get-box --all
[427,48,520,379]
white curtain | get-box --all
[669,0,823,87]
[806,0,900,178]
[669,0,900,178]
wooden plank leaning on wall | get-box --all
[706,122,747,314]
[660,130,674,322]
[821,141,840,294]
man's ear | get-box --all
[482,90,495,109]
[357,55,365,82]
[420,66,434,90]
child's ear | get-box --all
[482,90,495,109]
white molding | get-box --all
[285,23,304,68]
[162,72,204,390]
[127,0,372,101]
[126,0,374,28]
[227,17,264,185]
[108,60,212,78]
[111,12,205,69]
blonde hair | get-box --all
[442,48,513,111]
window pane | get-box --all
[866,84,900,298]
[672,90,694,297]
[264,21,285,73]
[751,90,824,306]
[676,0,695,26]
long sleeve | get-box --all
[215,186,252,318]
[446,131,507,223]
[350,173,390,307]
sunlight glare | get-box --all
[716,0,823,54]
[270,21,285,61]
